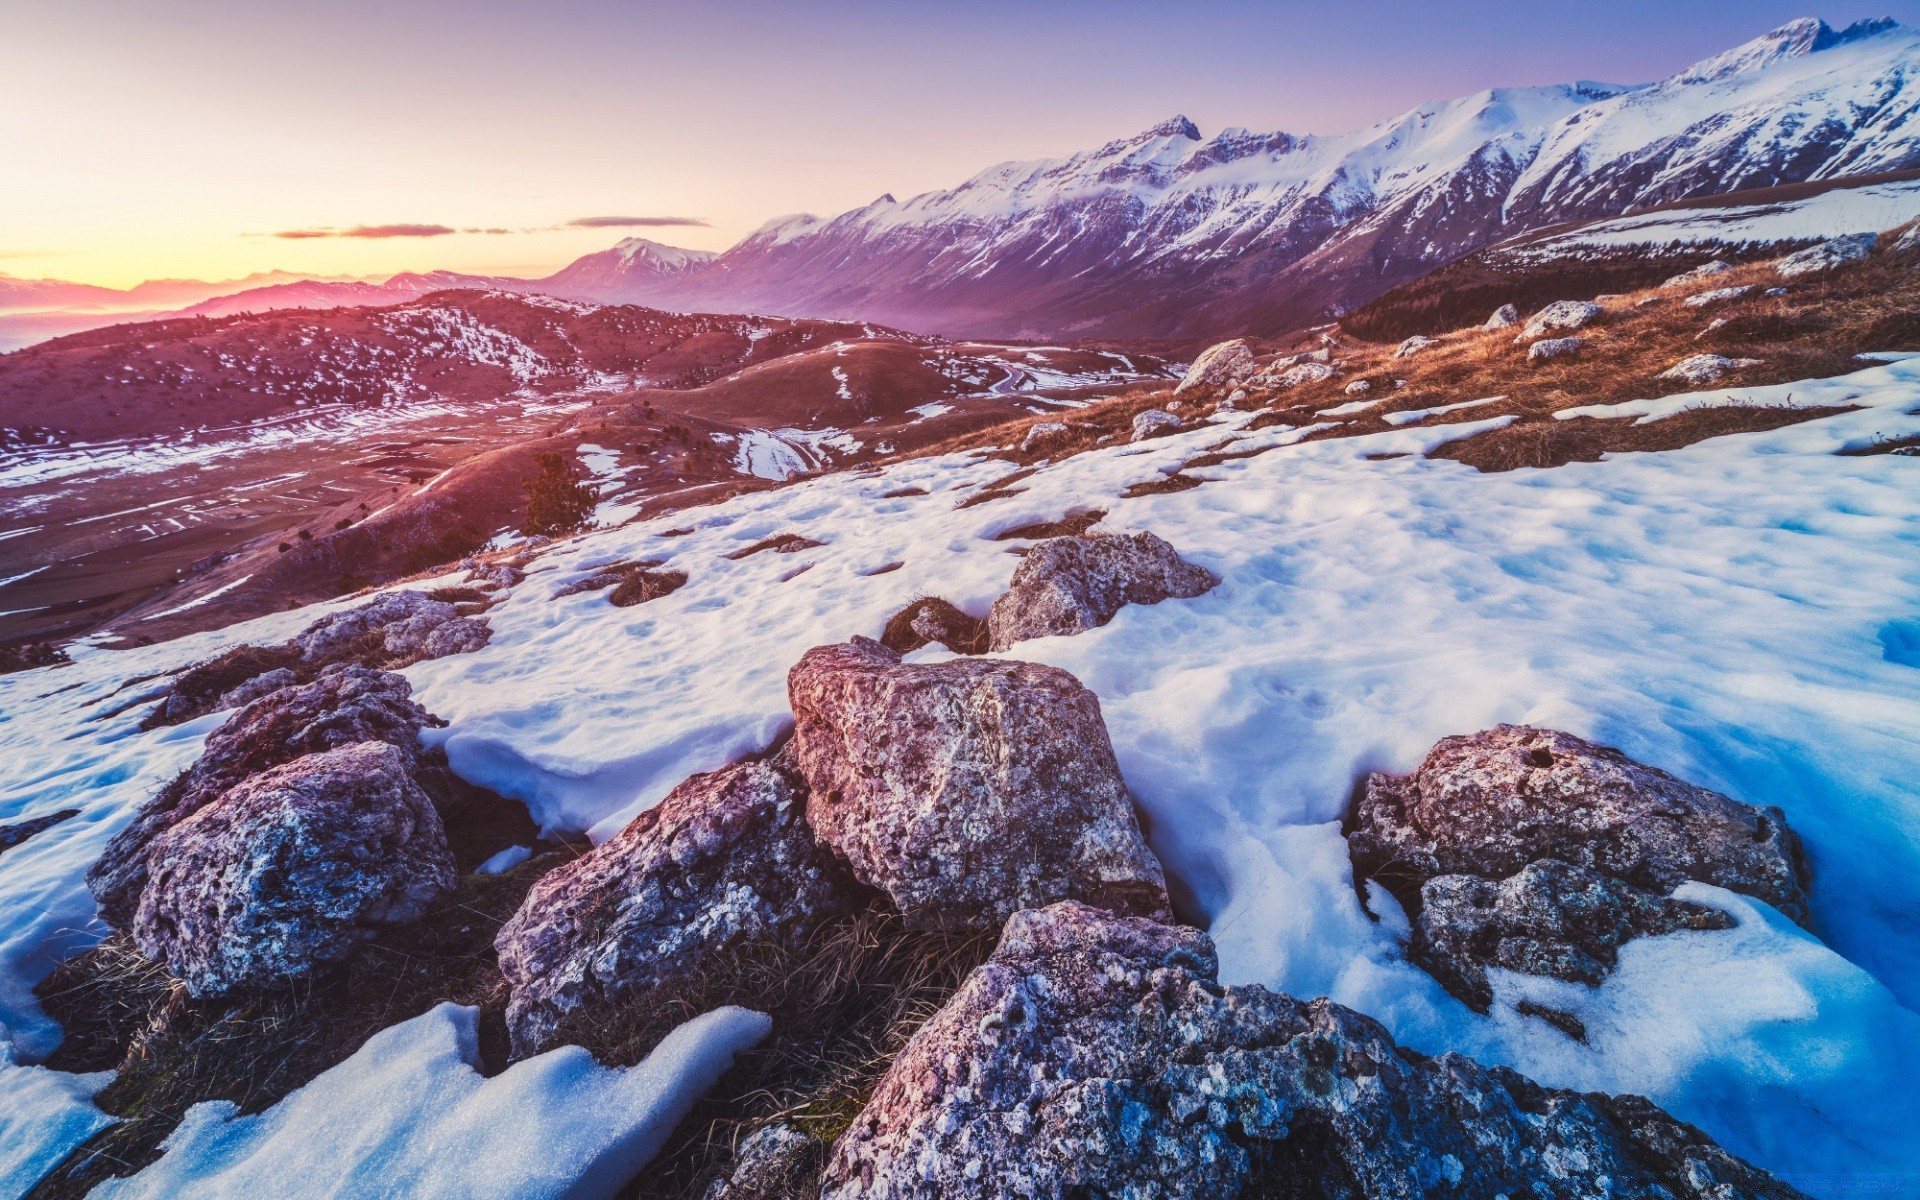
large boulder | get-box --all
[1528,335,1584,361]
[985,532,1216,651]
[1776,232,1875,278]
[821,901,1800,1200]
[131,742,456,998]
[494,759,855,1056]
[1129,409,1181,442]
[787,639,1168,931]
[1517,300,1602,341]
[90,667,440,929]
[1348,725,1811,1016]
[1483,303,1520,330]
[1172,339,1256,395]
[290,591,463,665]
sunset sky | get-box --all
[6,0,1913,288]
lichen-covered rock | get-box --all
[1275,360,1336,387]
[1518,300,1602,341]
[1129,409,1180,442]
[131,742,456,997]
[1415,859,1734,1011]
[1776,232,1875,278]
[1343,378,1372,395]
[1172,339,1256,395]
[1684,284,1756,307]
[89,667,441,929]
[465,561,525,590]
[821,901,1800,1200]
[985,532,1216,651]
[1664,260,1735,287]
[787,639,1168,931]
[1484,303,1520,329]
[1528,335,1584,361]
[1020,421,1070,452]
[705,1123,828,1200]
[420,615,491,657]
[1394,334,1439,358]
[1349,726,1811,1016]
[495,759,855,1055]
[1660,353,1764,384]
[291,591,460,664]
[214,667,298,711]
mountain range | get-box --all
[6,16,1915,347]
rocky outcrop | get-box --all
[1173,339,1256,394]
[1528,335,1584,361]
[91,667,443,929]
[495,759,855,1055]
[1348,725,1811,1016]
[706,1124,828,1200]
[787,639,1168,931]
[1517,300,1602,341]
[292,591,463,664]
[984,532,1216,651]
[1019,421,1070,453]
[821,901,1800,1200]
[131,742,456,998]
[1660,353,1763,384]
[1483,303,1519,329]
[1664,260,1735,287]
[1394,334,1439,358]
[1275,360,1336,387]
[1777,232,1875,278]
[1684,284,1756,307]
[1130,409,1180,441]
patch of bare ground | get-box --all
[991,509,1107,541]
[1429,403,1861,472]
[1121,473,1206,498]
[725,534,824,560]
[878,597,990,655]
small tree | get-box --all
[522,451,598,536]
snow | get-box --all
[1515,178,1920,259]
[1382,395,1505,425]
[0,1047,114,1199]
[1,356,1918,1188]
[90,1002,770,1200]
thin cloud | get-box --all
[269,223,460,240]
[566,215,709,229]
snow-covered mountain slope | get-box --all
[4,353,1918,1193]
[535,238,720,305]
[593,18,1920,340]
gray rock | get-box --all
[1660,353,1763,385]
[705,1123,827,1200]
[1415,859,1734,1012]
[1343,378,1372,396]
[1020,422,1070,453]
[466,562,525,590]
[1275,360,1336,387]
[985,532,1216,651]
[1172,339,1257,395]
[821,901,1800,1200]
[495,759,855,1055]
[1683,284,1756,308]
[1130,409,1181,442]
[90,667,441,930]
[1528,335,1584,361]
[1483,303,1520,329]
[1776,232,1875,278]
[291,591,460,664]
[1394,335,1440,358]
[420,616,491,658]
[1518,300,1602,341]
[214,668,298,711]
[1348,725,1811,1013]
[1663,260,1735,288]
[132,742,455,998]
[787,639,1168,931]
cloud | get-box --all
[566,215,709,229]
[270,223,460,240]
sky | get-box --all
[3,0,1915,289]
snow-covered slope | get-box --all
[535,238,721,305]
[4,353,1919,1192]
[594,18,1920,339]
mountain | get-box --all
[569,17,1920,339]
[536,237,721,304]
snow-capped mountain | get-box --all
[584,17,1920,339]
[537,238,721,304]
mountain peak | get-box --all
[1677,16,1905,83]
[1145,115,1202,141]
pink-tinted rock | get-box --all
[985,532,1215,651]
[787,638,1167,931]
[495,759,855,1055]
[132,742,455,997]
[820,901,1801,1200]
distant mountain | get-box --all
[536,238,721,304]
[565,17,1920,339]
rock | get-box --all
[1275,360,1335,387]
[1659,353,1764,385]
[1684,284,1756,307]
[466,562,524,590]
[1518,300,1602,341]
[787,639,1168,931]
[1393,334,1439,358]
[820,901,1800,1200]
[1766,286,1790,296]
[150,642,307,727]
[984,532,1216,651]
[1129,410,1180,442]
[1020,421,1070,452]
[1348,725,1811,1011]
[1663,260,1735,288]
[1528,336,1584,361]
[1218,388,1248,410]
[291,591,461,664]
[420,616,491,657]
[1415,859,1734,1011]
[132,742,456,998]
[1343,378,1372,395]
[214,668,298,711]
[1776,232,1876,278]
[1172,339,1256,395]
[706,1124,828,1200]
[89,667,442,929]
[495,759,854,1055]
[1483,303,1519,330]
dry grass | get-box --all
[1430,403,1860,472]
[1121,474,1205,498]
[608,568,690,608]
[990,509,1107,541]
[878,597,990,655]
[724,534,825,560]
